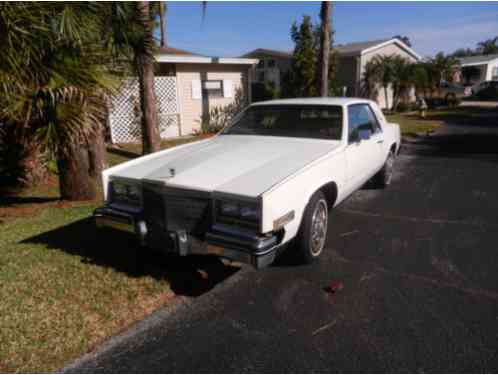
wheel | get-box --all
[445,93,457,106]
[374,150,395,188]
[295,191,329,264]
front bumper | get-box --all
[94,206,280,269]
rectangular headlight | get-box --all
[216,200,261,229]
[110,180,141,207]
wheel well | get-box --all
[318,181,338,209]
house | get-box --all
[457,54,498,85]
[241,48,292,92]
[108,47,258,143]
[335,38,421,108]
[241,38,421,109]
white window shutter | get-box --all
[223,80,233,98]
[191,80,202,99]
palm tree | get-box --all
[0,3,118,200]
[391,56,413,110]
[429,52,459,96]
[371,55,395,110]
[477,37,498,55]
[107,2,161,154]
[316,1,332,97]
[361,60,381,101]
[159,2,167,47]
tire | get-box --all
[445,93,457,106]
[374,150,395,188]
[295,191,329,264]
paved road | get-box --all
[65,126,498,373]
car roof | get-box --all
[250,97,374,107]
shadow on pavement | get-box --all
[403,132,498,161]
[22,217,240,297]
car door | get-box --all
[344,104,385,190]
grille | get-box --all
[142,184,211,239]
[165,194,211,235]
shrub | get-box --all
[0,122,48,187]
[197,87,246,134]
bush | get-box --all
[0,122,48,187]
[251,82,279,103]
[197,87,246,134]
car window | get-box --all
[348,104,379,143]
[223,105,343,140]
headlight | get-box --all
[216,200,261,229]
[110,180,141,206]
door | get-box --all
[345,104,385,190]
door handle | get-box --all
[377,140,384,144]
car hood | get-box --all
[112,135,341,197]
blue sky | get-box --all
[164,1,498,58]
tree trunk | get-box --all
[384,85,389,111]
[159,2,166,47]
[138,1,160,154]
[58,142,96,201]
[316,1,332,97]
[88,124,106,189]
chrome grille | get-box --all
[142,184,211,238]
[165,194,211,235]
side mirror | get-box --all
[358,128,372,141]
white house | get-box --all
[457,53,498,85]
[334,38,421,108]
[242,38,421,109]
[108,47,258,144]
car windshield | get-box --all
[222,105,343,140]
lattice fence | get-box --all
[108,77,180,143]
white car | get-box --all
[95,98,401,268]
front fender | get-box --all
[261,152,347,243]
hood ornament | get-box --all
[169,168,176,178]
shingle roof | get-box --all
[458,53,498,66]
[334,39,391,55]
[241,38,420,61]
[240,48,292,59]
[157,46,203,56]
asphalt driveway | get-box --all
[65,125,498,373]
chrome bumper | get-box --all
[93,206,280,269]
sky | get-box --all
[164,1,498,59]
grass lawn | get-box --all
[0,135,234,373]
[387,105,498,138]
[386,112,442,138]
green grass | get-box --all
[387,106,498,138]
[0,136,205,373]
[386,112,442,138]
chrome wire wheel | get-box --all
[309,199,328,256]
[385,152,395,185]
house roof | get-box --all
[336,38,421,60]
[156,46,204,57]
[458,53,498,67]
[154,45,258,65]
[241,38,421,62]
[241,48,292,59]
[335,39,391,55]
